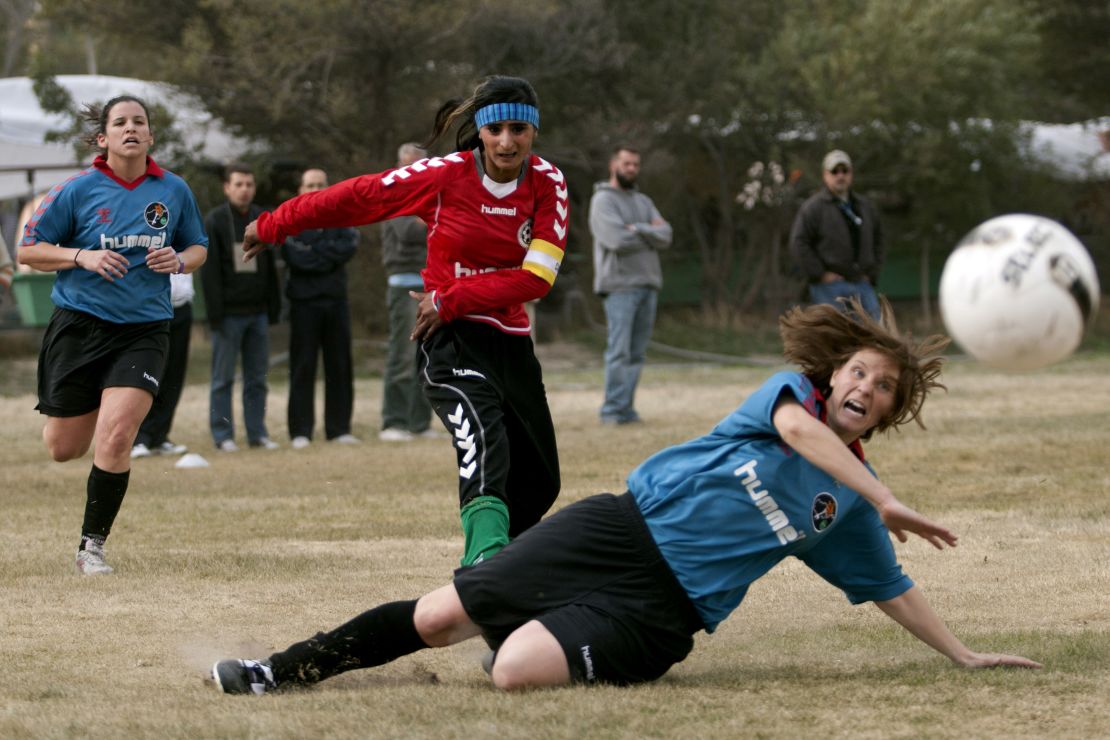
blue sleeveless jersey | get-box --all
[21,158,208,323]
[628,371,912,632]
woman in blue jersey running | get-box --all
[19,95,208,575]
[212,298,1040,694]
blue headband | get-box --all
[474,102,540,130]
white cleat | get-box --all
[75,540,113,575]
[211,659,276,695]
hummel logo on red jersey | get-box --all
[481,204,517,217]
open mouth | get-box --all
[123,136,140,145]
[844,399,867,417]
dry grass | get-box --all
[0,344,1107,739]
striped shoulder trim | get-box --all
[20,167,97,246]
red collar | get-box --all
[811,384,867,462]
[92,154,164,190]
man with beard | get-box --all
[589,145,672,426]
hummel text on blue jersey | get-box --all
[734,459,804,545]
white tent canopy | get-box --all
[1026,118,1110,181]
[0,74,248,201]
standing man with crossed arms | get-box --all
[590,145,672,426]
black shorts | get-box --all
[420,321,560,534]
[36,307,170,417]
[453,492,705,685]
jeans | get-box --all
[209,312,271,445]
[808,279,881,320]
[382,284,433,432]
[601,287,658,423]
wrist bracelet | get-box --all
[175,256,185,274]
[74,249,83,268]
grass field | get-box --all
[0,341,1107,739]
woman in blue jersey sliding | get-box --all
[19,95,208,575]
[212,298,1039,694]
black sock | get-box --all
[268,600,428,685]
[79,465,129,547]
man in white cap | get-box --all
[789,149,884,319]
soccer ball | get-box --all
[939,214,1100,371]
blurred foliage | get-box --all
[5,0,1107,329]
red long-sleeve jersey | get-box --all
[256,150,569,334]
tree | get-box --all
[0,0,36,76]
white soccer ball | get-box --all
[939,214,1100,370]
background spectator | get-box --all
[589,145,672,426]
[789,149,884,319]
[200,162,281,452]
[378,143,435,443]
[282,168,360,449]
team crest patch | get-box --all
[517,218,533,248]
[811,492,837,531]
[144,202,170,229]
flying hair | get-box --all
[779,297,950,437]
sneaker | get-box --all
[417,428,447,440]
[251,437,280,450]
[332,433,360,444]
[75,539,113,575]
[156,440,187,455]
[291,436,311,450]
[217,439,240,453]
[378,428,414,442]
[130,443,152,459]
[601,414,642,426]
[211,659,276,695]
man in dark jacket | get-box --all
[201,162,282,452]
[282,168,360,449]
[789,150,884,319]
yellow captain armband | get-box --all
[522,238,563,286]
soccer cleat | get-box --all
[211,659,276,695]
[378,428,414,442]
[332,433,360,445]
[157,440,187,455]
[291,436,311,449]
[130,443,152,459]
[252,437,280,450]
[75,540,113,575]
[217,439,240,453]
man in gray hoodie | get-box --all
[589,145,672,425]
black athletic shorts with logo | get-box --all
[419,320,560,535]
[36,307,170,417]
[453,492,705,685]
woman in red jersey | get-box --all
[242,76,569,566]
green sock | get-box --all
[460,496,510,566]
